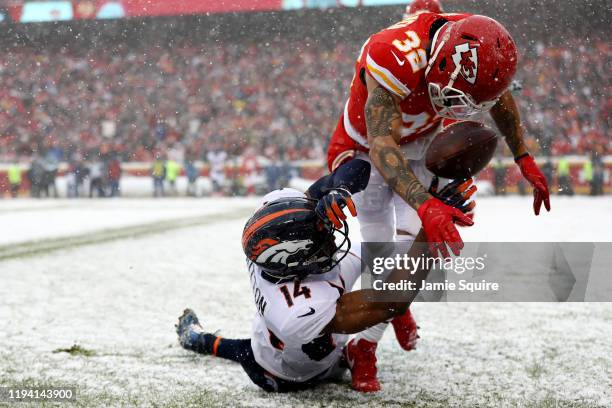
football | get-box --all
[425,121,499,179]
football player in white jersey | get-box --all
[176,159,474,392]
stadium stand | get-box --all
[0,2,609,195]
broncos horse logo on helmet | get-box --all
[254,239,314,265]
[242,196,350,283]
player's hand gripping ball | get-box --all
[315,188,357,229]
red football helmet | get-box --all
[405,0,443,18]
[425,15,518,120]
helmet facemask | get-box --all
[319,219,351,272]
[258,218,351,283]
[428,81,498,120]
[289,219,351,279]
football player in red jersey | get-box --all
[328,12,550,256]
[326,12,551,391]
[404,0,443,18]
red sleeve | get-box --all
[365,41,420,99]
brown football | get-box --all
[425,121,498,179]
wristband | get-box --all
[514,152,530,163]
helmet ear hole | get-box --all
[438,57,446,72]
[492,68,499,81]
[460,34,478,42]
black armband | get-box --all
[514,152,530,163]
[306,159,371,199]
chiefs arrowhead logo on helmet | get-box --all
[425,15,518,119]
[452,43,478,85]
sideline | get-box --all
[0,209,253,261]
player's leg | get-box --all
[343,323,387,392]
[176,308,250,363]
[337,220,389,393]
[335,153,396,391]
[391,158,450,350]
[389,192,421,351]
[176,309,323,392]
[390,158,429,351]
[351,152,396,242]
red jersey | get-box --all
[333,13,470,169]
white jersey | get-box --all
[248,245,362,382]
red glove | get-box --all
[515,154,551,216]
[417,197,474,258]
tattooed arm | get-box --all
[363,75,474,257]
[491,90,551,215]
[490,90,528,158]
[364,75,431,210]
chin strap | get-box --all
[259,269,298,284]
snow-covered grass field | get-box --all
[1,196,611,407]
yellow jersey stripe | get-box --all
[367,63,407,98]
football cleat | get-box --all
[345,338,381,393]
[391,308,420,351]
[176,308,206,352]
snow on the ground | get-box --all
[0,196,611,407]
[0,198,259,246]
[461,196,612,242]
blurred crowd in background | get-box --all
[0,2,609,197]
[520,40,609,158]
[0,36,608,163]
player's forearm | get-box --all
[327,290,402,334]
[383,229,430,308]
[326,230,431,334]
[365,87,431,209]
[490,90,528,158]
[305,159,371,199]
